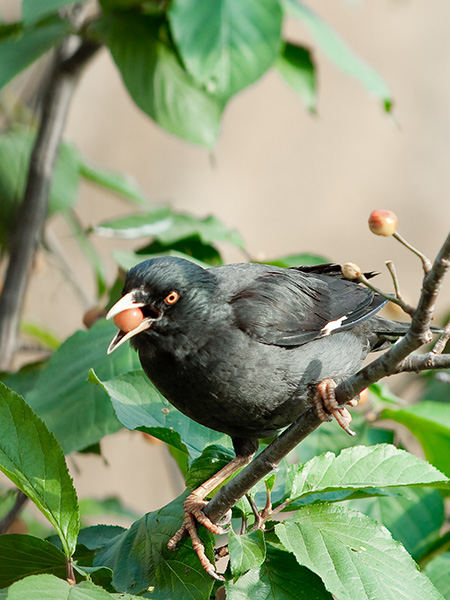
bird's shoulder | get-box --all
[210,262,384,347]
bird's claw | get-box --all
[167,493,224,579]
[314,378,358,436]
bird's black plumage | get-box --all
[108,256,408,455]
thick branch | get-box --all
[206,232,450,523]
[0,38,101,370]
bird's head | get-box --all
[106,256,216,354]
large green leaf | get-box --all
[0,534,66,588]
[99,13,222,147]
[228,529,266,579]
[22,0,88,25]
[283,0,392,111]
[344,487,445,561]
[0,17,69,91]
[5,574,130,599]
[425,554,450,600]
[94,493,215,598]
[276,504,444,600]
[381,402,450,477]
[225,544,333,599]
[94,208,244,248]
[78,159,150,207]
[276,42,316,112]
[285,444,449,506]
[23,319,140,454]
[0,383,79,557]
[93,369,231,462]
[168,0,283,102]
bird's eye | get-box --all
[165,291,180,305]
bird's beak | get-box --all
[106,291,154,354]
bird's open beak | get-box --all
[106,291,154,354]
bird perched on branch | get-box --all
[107,256,409,579]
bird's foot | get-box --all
[167,492,225,581]
[314,378,358,436]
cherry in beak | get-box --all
[106,291,155,354]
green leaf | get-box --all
[276,504,444,600]
[79,497,139,523]
[283,0,392,111]
[185,445,235,490]
[0,534,66,587]
[93,369,231,461]
[265,252,328,268]
[344,487,445,561]
[94,493,215,597]
[276,42,316,111]
[228,529,266,579]
[0,17,69,91]
[23,319,140,454]
[6,574,123,599]
[168,0,283,102]
[381,402,450,477]
[21,321,61,351]
[0,383,79,557]
[285,444,449,506]
[225,543,333,599]
[79,159,150,207]
[1,359,48,400]
[94,208,244,249]
[99,13,222,148]
[425,554,450,599]
[22,0,87,25]
[136,236,224,266]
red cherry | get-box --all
[113,308,144,333]
[368,209,398,236]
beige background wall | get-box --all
[2,0,450,520]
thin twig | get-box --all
[431,320,450,355]
[358,273,416,316]
[393,232,433,274]
[0,490,28,534]
[385,260,402,300]
[205,232,450,524]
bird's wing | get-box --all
[230,270,385,347]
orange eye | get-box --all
[165,291,180,305]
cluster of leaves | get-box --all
[0,0,392,150]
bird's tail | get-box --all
[369,316,443,351]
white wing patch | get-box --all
[321,315,348,336]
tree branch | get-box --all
[0,37,101,370]
[205,232,450,523]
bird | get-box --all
[106,256,410,578]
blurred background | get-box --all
[1,0,450,525]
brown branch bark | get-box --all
[205,232,450,523]
[0,37,101,371]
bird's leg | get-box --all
[314,378,359,436]
[168,454,252,580]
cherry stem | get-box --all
[393,232,432,274]
[357,274,416,317]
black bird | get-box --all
[107,256,408,578]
